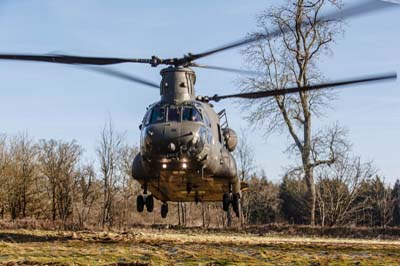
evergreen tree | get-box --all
[392,180,400,226]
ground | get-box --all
[0,229,400,265]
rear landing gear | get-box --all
[222,193,230,211]
[161,203,168,218]
[222,192,241,217]
[232,193,240,218]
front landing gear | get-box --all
[222,193,241,217]
[136,194,154,213]
[137,195,145,212]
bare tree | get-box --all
[244,173,281,225]
[362,176,394,228]
[234,129,255,183]
[73,163,99,228]
[178,202,187,227]
[0,135,10,219]
[232,129,255,225]
[118,143,139,228]
[316,156,375,227]
[38,139,82,225]
[374,179,394,228]
[97,120,125,228]
[241,0,343,225]
[7,134,38,219]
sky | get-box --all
[0,0,399,182]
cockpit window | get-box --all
[148,105,203,124]
[182,107,202,122]
[144,110,152,125]
[149,107,166,124]
[167,106,181,122]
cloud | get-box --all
[381,0,400,4]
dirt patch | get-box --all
[0,233,72,243]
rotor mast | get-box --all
[160,67,196,103]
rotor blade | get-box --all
[189,63,263,76]
[210,72,397,102]
[0,53,152,65]
[185,0,398,62]
[82,66,159,89]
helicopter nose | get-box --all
[142,123,207,160]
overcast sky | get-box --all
[0,0,399,182]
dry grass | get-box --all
[0,229,399,265]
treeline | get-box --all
[243,170,400,228]
[0,124,143,230]
[0,127,399,230]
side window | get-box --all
[149,107,166,124]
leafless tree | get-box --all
[234,129,255,183]
[316,156,375,227]
[177,202,187,227]
[242,172,281,225]
[232,129,255,225]
[362,176,394,228]
[38,139,82,225]
[97,120,125,228]
[118,143,139,228]
[0,134,8,175]
[73,163,99,228]
[241,0,343,225]
[7,134,38,219]
[374,179,394,228]
[0,135,10,218]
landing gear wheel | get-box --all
[145,195,154,212]
[136,195,144,213]
[222,193,230,211]
[161,203,168,218]
[232,193,240,218]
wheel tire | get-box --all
[161,203,168,218]
[136,195,144,213]
[145,195,154,212]
[232,193,240,217]
[222,193,230,212]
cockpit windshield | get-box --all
[147,105,203,124]
[182,107,202,122]
[168,106,181,122]
[149,107,166,124]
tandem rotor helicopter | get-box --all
[0,1,398,218]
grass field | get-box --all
[0,229,400,265]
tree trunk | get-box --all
[304,165,316,225]
[226,209,232,228]
[52,185,56,221]
[177,202,181,226]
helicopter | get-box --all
[0,1,397,218]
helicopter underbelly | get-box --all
[136,172,231,202]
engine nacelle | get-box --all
[222,128,238,152]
